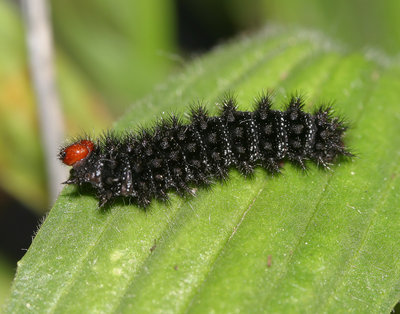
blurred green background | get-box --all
[0,0,399,307]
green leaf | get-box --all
[6,27,400,312]
[0,254,13,308]
[51,0,177,112]
[258,0,400,55]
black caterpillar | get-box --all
[59,94,351,207]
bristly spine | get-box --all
[59,94,352,207]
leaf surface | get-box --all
[6,27,400,313]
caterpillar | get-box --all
[59,94,352,207]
